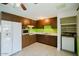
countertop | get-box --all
[22,32,57,36]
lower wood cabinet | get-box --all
[22,34,57,48]
[36,34,57,47]
[22,34,36,48]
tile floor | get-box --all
[13,42,76,56]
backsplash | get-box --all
[44,25,57,33]
[29,25,57,33]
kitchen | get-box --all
[0,3,79,56]
[0,12,57,55]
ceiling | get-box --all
[25,3,59,19]
[0,3,79,20]
[23,3,79,19]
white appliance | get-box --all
[62,36,75,52]
[1,20,22,56]
[12,22,22,54]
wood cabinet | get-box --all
[36,17,57,28]
[1,12,24,22]
[50,17,57,28]
[22,34,57,48]
[22,34,36,48]
[36,34,57,47]
[0,12,35,28]
[36,20,44,28]
[1,12,57,29]
[20,19,31,28]
[30,20,36,28]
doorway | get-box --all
[60,16,77,54]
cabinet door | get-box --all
[22,35,30,48]
[48,36,57,47]
[29,35,36,44]
[37,35,57,47]
[22,35,36,48]
[1,20,12,54]
[62,36,75,52]
[36,20,44,28]
[12,22,22,53]
[50,17,57,28]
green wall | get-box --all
[77,13,79,56]
[44,25,57,33]
[77,37,79,55]
[29,25,57,33]
[29,28,43,32]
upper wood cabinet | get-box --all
[36,20,45,28]
[1,12,22,22]
[50,17,57,28]
[1,12,57,28]
[36,17,57,28]
[21,19,37,28]
[20,19,30,26]
[30,20,36,28]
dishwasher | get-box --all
[62,36,75,52]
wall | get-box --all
[0,12,1,56]
[77,11,79,55]
[57,17,61,50]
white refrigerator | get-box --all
[1,20,22,56]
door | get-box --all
[1,20,12,54]
[12,22,22,53]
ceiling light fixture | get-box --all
[39,17,46,20]
[16,3,20,7]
